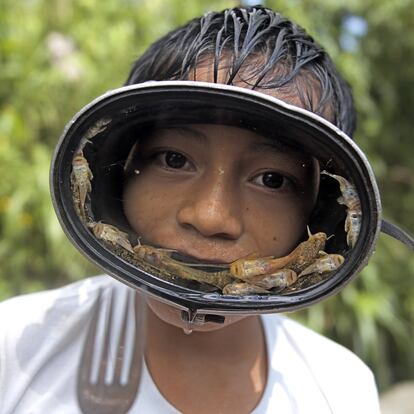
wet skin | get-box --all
[122,122,321,413]
[124,124,319,260]
[120,59,330,412]
[123,123,320,330]
[122,58,324,332]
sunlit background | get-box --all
[1,0,414,404]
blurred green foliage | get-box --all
[1,0,413,391]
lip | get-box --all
[138,238,235,264]
[181,252,231,265]
[169,247,233,265]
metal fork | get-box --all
[77,286,146,414]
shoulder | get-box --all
[261,314,381,413]
[262,313,369,370]
[0,276,127,349]
[0,275,124,412]
[0,275,114,323]
[0,275,118,353]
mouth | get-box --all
[169,248,232,267]
[140,237,239,266]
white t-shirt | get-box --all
[0,275,380,413]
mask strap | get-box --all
[381,219,414,250]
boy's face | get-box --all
[123,124,319,263]
[122,66,321,332]
[123,123,319,332]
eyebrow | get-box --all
[155,125,305,157]
[157,126,208,143]
[168,126,296,151]
[249,138,302,156]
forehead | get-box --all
[150,124,303,155]
[187,56,335,124]
[139,124,314,171]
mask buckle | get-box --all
[180,309,226,334]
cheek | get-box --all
[123,178,172,236]
[245,198,308,257]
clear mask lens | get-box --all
[52,81,383,313]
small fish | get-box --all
[230,229,327,278]
[133,244,233,289]
[298,254,345,277]
[345,211,361,248]
[247,269,298,291]
[222,282,269,295]
[71,151,93,220]
[91,222,134,253]
[321,171,362,248]
[79,117,111,150]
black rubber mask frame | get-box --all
[51,81,412,317]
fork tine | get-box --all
[97,287,114,385]
[77,286,146,413]
[113,289,131,385]
[129,288,147,387]
[113,288,147,386]
[78,288,102,385]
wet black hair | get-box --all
[125,5,356,136]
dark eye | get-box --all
[262,172,284,188]
[164,151,187,169]
[253,172,286,189]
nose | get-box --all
[176,173,243,240]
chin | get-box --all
[146,297,247,332]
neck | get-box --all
[144,305,268,414]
